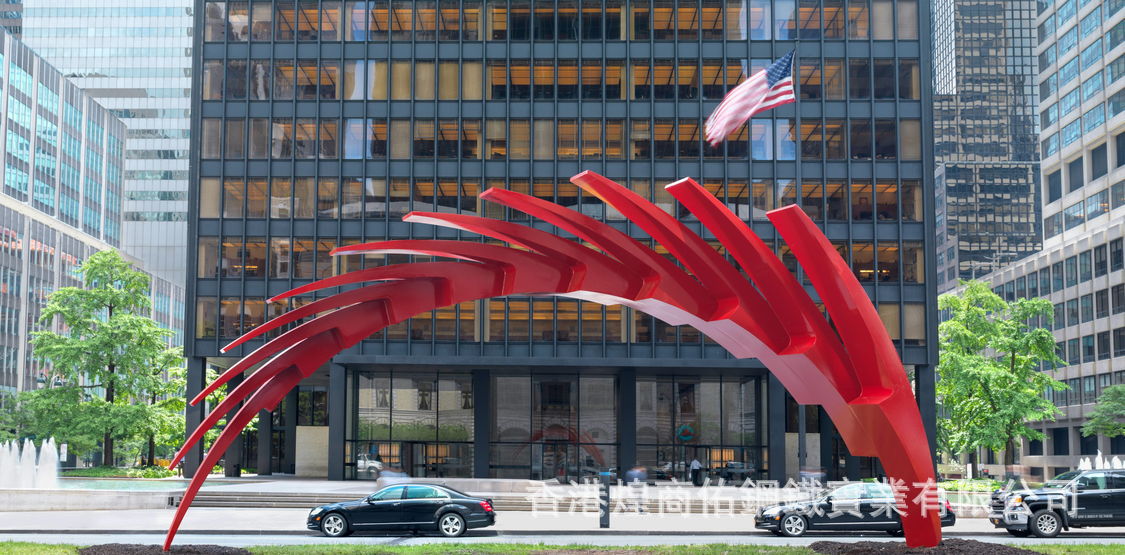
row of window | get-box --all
[1050,370,1125,408]
[202,0,920,44]
[199,176,923,224]
[1044,181,1125,238]
[201,57,922,103]
[993,237,1124,300]
[1040,69,1110,131]
[199,117,924,161]
[1051,284,1125,330]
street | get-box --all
[3,530,1125,548]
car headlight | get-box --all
[310,507,325,515]
[1009,496,1022,506]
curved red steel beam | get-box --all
[166,171,939,550]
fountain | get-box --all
[0,437,59,489]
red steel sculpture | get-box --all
[166,171,940,549]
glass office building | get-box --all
[976,0,1125,475]
[932,0,1041,292]
[185,0,939,482]
[0,27,184,396]
[20,1,195,285]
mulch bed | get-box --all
[811,539,1042,555]
[79,545,251,555]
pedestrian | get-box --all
[690,456,703,487]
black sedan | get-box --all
[755,482,956,537]
[307,484,495,538]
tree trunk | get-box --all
[147,435,156,467]
[103,365,115,467]
[1004,437,1017,466]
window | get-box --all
[1053,261,1064,291]
[1080,250,1093,282]
[1068,337,1081,364]
[1065,201,1085,229]
[1040,46,1057,72]
[1115,327,1125,356]
[1112,90,1125,118]
[1058,57,1080,88]
[1084,105,1106,133]
[1039,268,1051,296]
[1112,239,1124,271]
[1083,335,1096,363]
[1041,73,1057,98]
[1060,88,1080,118]
[1067,298,1080,326]
[1087,190,1108,220]
[1081,294,1094,322]
[1058,0,1076,23]
[1066,256,1079,286]
[1052,427,1069,456]
[1111,54,1125,83]
[1080,39,1102,70]
[1114,284,1125,314]
[1042,103,1058,129]
[1095,245,1109,277]
[1058,26,1078,55]
[1043,134,1060,157]
[1047,170,1063,202]
[1098,331,1111,360]
[1054,303,1066,330]
[1081,7,1101,38]
[1062,120,1081,147]
[1068,157,1084,192]
[1092,144,1108,180]
[1082,71,1103,102]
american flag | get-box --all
[704,51,796,146]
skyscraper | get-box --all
[20,1,194,285]
[932,0,1042,292]
[186,0,938,482]
[977,0,1125,475]
[0,27,183,395]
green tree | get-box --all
[1083,385,1125,440]
[29,249,174,466]
[937,280,1066,465]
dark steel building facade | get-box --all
[933,0,1042,292]
[185,0,939,482]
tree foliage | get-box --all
[1083,384,1125,439]
[937,280,1066,464]
[27,250,178,465]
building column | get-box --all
[767,374,787,482]
[915,363,938,473]
[618,368,636,473]
[328,363,347,480]
[284,388,298,474]
[223,373,244,477]
[183,357,206,478]
[256,409,272,476]
[818,407,835,481]
[472,369,490,478]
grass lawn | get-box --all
[3,541,1123,555]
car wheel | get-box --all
[1029,509,1061,538]
[779,514,808,537]
[1006,529,1031,537]
[438,512,466,538]
[320,512,351,537]
[886,529,904,537]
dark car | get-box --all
[755,482,956,537]
[307,484,495,538]
[989,469,1125,538]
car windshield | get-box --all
[1041,470,1083,488]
